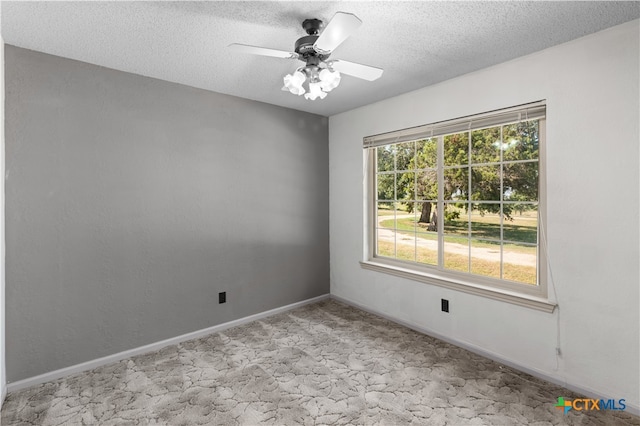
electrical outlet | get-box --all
[219,292,226,304]
[441,299,449,313]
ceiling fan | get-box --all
[228,12,383,100]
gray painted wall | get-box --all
[4,45,329,382]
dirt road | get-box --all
[377,214,536,267]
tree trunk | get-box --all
[419,202,432,223]
[428,207,437,231]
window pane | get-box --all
[376,228,395,258]
[377,201,395,225]
[470,207,501,240]
[503,205,538,244]
[444,200,469,272]
[444,132,469,166]
[376,174,395,201]
[377,203,396,242]
[395,234,416,262]
[471,126,501,164]
[503,243,537,285]
[444,235,469,273]
[444,167,468,200]
[416,232,438,266]
[471,165,500,201]
[395,141,415,171]
[470,239,501,279]
[443,202,468,236]
[415,202,437,232]
[416,138,437,169]
[503,162,538,202]
[397,172,415,201]
[416,170,437,200]
[377,145,395,172]
[502,121,539,161]
[395,203,416,234]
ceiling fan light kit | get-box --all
[229,12,383,101]
[282,64,341,99]
[319,68,341,91]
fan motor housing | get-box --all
[295,18,331,61]
[295,35,330,61]
[295,35,318,55]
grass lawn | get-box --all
[376,209,396,216]
[378,240,535,284]
[379,210,537,254]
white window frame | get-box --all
[361,101,555,313]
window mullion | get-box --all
[393,148,397,258]
[437,136,444,269]
[414,143,418,262]
[370,149,376,261]
[467,131,472,274]
[499,125,504,280]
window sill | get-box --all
[360,260,556,313]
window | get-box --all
[363,102,554,312]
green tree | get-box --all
[443,122,539,220]
[376,146,395,205]
[375,120,538,223]
[413,139,438,228]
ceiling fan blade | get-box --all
[330,60,383,81]
[228,43,298,59]
[313,12,362,54]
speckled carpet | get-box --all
[1,299,638,425]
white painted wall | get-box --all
[329,19,639,411]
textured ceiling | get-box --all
[2,1,639,117]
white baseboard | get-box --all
[330,294,640,417]
[7,294,330,393]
